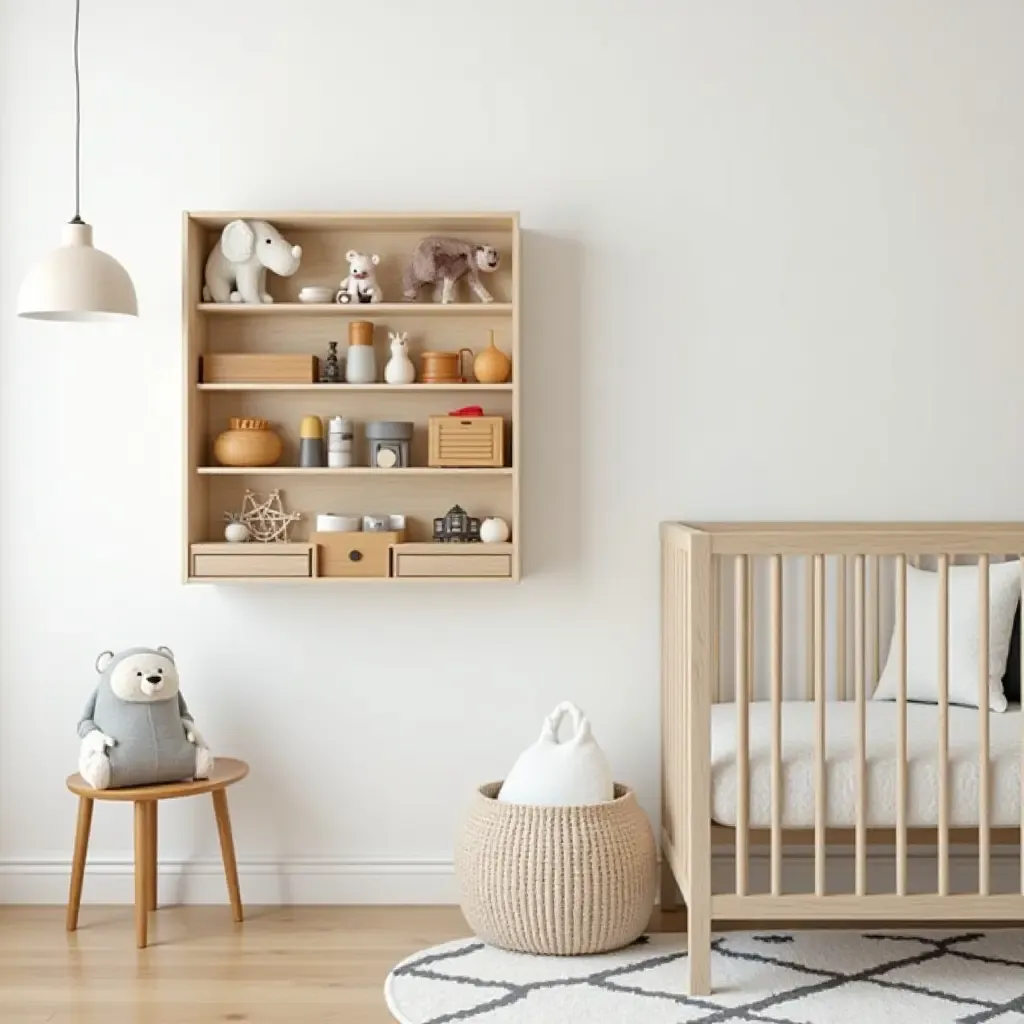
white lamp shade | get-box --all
[17,222,137,321]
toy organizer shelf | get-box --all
[183,212,521,583]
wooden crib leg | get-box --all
[686,534,713,996]
[687,901,711,996]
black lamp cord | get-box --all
[70,0,83,225]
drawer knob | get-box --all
[349,550,363,562]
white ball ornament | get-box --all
[479,517,510,544]
[224,521,250,543]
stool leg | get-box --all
[134,801,149,949]
[146,802,158,911]
[212,789,243,923]
[66,796,94,932]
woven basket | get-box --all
[455,782,656,956]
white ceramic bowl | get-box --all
[316,513,362,533]
[298,286,335,304]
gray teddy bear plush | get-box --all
[77,647,214,789]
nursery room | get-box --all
[3,0,1024,1022]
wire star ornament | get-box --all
[227,489,302,543]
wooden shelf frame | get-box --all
[197,383,514,393]
[183,210,521,584]
[195,467,514,477]
[198,302,512,317]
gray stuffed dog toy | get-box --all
[78,647,214,789]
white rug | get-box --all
[386,930,1024,1023]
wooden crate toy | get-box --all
[428,415,504,468]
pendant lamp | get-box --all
[17,0,137,321]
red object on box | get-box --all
[449,405,484,417]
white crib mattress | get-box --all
[710,701,1023,829]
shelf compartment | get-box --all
[196,466,512,476]
[190,542,315,579]
[392,542,513,579]
[198,302,512,317]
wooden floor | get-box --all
[4,903,1006,1021]
[0,906,684,1023]
[0,906,455,1023]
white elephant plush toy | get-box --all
[203,219,302,304]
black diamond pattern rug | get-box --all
[386,931,1024,1022]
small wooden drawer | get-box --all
[313,531,403,578]
[201,353,318,384]
[428,416,505,468]
[392,543,512,579]
[191,542,315,578]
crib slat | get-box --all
[854,554,867,896]
[836,556,847,701]
[735,555,750,897]
[814,554,826,897]
[938,554,950,896]
[806,556,815,702]
[868,555,880,690]
[979,555,991,896]
[747,558,755,702]
[896,554,908,896]
[770,554,783,897]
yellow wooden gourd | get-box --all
[473,331,512,384]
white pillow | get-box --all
[498,703,614,806]
[873,560,1021,713]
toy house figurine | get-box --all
[434,504,481,543]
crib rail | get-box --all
[661,521,1024,997]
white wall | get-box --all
[1,0,1023,904]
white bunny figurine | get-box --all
[384,332,416,385]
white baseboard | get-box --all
[0,857,457,905]
[2,850,1017,906]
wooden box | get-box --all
[191,542,315,579]
[313,531,404,578]
[428,416,505,468]
[392,542,512,579]
[202,353,318,384]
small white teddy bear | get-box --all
[336,250,383,304]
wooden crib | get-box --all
[660,521,1024,995]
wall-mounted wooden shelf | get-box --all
[183,210,521,584]
[197,302,512,317]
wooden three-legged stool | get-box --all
[65,757,249,948]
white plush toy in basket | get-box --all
[498,702,614,806]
